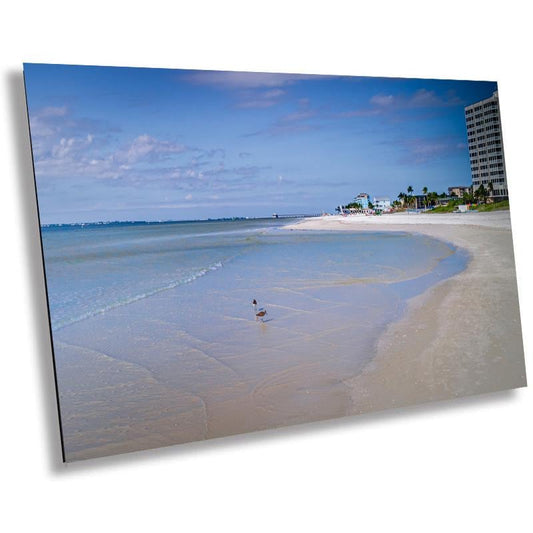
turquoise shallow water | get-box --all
[42,219,464,330]
[42,219,286,330]
[42,219,468,460]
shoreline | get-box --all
[53,211,527,460]
[285,211,527,414]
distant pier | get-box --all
[272,213,322,219]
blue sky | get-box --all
[24,63,497,223]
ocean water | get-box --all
[43,219,283,330]
[42,219,468,460]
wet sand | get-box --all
[286,211,527,413]
[54,264,402,461]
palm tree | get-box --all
[407,185,414,209]
[475,184,487,204]
[463,191,474,205]
[488,181,494,201]
[397,192,405,207]
[422,186,428,210]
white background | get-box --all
[1,1,531,531]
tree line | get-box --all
[339,182,495,214]
[396,183,494,209]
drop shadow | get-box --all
[7,68,65,470]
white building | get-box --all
[373,197,391,211]
[464,91,508,200]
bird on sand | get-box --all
[255,309,267,322]
[252,299,267,321]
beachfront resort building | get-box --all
[448,186,471,198]
[353,192,370,209]
[373,197,391,211]
[413,194,429,210]
[465,91,508,200]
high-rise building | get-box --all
[465,91,508,200]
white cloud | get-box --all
[370,89,462,110]
[29,105,101,159]
[339,88,464,121]
[281,109,316,123]
[408,89,462,108]
[184,71,330,110]
[237,88,286,108]
[249,98,319,136]
[183,71,319,89]
[399,137,465,164]
[29,105,250,193]
[35,133,191,181]
[38,106,68,118]
[370,94,395,106]
[113,135,187,165]
[51,134,93,159]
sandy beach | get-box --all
[49,212,527,461]
[286,210,527,414]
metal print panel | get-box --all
[24,64,527,462]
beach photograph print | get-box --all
[24,64,526,462]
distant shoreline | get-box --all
[285,211,527,413]
[40,216,278,228]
